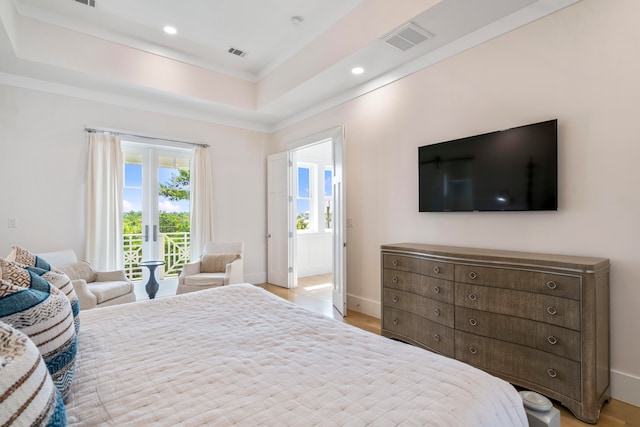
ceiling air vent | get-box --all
[383,23,432,53]
[228,47,247,58]
[75,0,96,6]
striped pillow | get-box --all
[0,276,77,401]
[7,247,81,330]
[10,245,53,270]
[0,321,67,427]
[26,265,80,334]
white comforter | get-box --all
[66,284,527,426]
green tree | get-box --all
[159,169,190,201]
[297,213,309,230]
[123,211,142,234]
[159,211,190,233]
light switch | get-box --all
[8,218,17,228]
[346,217,353,228]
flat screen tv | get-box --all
[419,119,557,212]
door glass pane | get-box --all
[158,155,191,277]
[123,153,143,281]
[324,168,332,229]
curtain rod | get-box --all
[84,127,209,148]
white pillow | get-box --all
[0,321,67,426]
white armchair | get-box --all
[177,241,244,295]
[38,249,136,310]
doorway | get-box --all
[122,142,192,284]
[267,126,346,315]
[292,141,334,304]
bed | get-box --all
[65,284,528,426]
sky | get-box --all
[123,163,190,213]
[296,167,332,214]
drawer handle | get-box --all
[547,280,558,290]
[434,286,440,294]
[392,276,399,283]
[547,306,557,316]
[468,293,477,302]
[547,368,558,378]
[392,318,398,325]
[434,266,441,274]
[434,334,441,342]
[547,336,558,345]
[469,346,477,355]
[468,272,477,280]
[469,318,478,327]
[392,259,398,266]
[392,296,399,303]
[433,308,440,317]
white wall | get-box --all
[0,84,268,283]
[269,0,640,406]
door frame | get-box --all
[267,125,346,313]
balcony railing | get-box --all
[123,232,190,282]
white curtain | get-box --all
[190,145,214,260]
[85,133,123,270]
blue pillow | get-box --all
[7,247,81,333]
[26,265,80,334]
[0,321,67,427]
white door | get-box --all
[122,143,192,283]
[267,152,293,287]
[331,127,347,316]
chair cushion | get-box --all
[88,280,133,304]
[0,278,77,401]
[183,273,225,287]
[200,253,239,273]
[57,260,98,283]
[0,321,67,427]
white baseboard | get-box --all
[346,293,381,318]
[611,369,640,407]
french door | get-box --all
[122,142,192,282]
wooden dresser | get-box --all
[381,243,610,423]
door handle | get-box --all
[144,225,149,242]
[153,225,158,242]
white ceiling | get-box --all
[12,0,366,80]
[0,0,581,131]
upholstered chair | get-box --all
[39,249,136,310]
[176,241,244,295]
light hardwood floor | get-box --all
[258,275,640,427]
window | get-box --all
[295,162,333,233]
[296,165,313,230]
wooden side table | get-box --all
[139,260,165,299]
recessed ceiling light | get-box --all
[163,26,177,35]
[351,67,364,75]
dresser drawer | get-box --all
[455,264,580,300]
[455,283,581,330]
[383,254,454,280]
[455,307,581,361]
[383,268,454,304]
[455,330,580,401]
[384,288,453,327]
[383,307,454,357]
